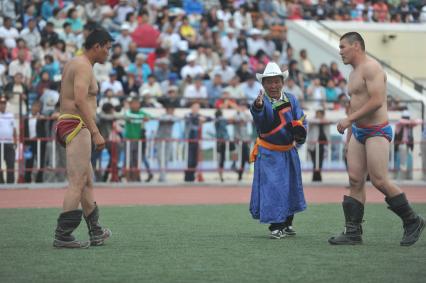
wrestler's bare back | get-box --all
[347,56,388,125]
[60,56,98,119]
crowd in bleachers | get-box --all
[0,0,425,184]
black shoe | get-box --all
[145,173,153,183]
[283,225,296,236]
[400,216,425,246]
[328,224,363,245]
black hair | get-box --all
[340,32,365,51]
[83,28,114,50]
[63,22,71,29]
[102,103,114,113]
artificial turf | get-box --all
[0,204,425,283]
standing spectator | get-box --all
[123,97,153,182]
[422,124,426,181]
[3,72,29,116]
[215,109,236,182]
[329,61,344,85]
[393,110,422,180]
[155,103,179,182]
[233,103,252,181]
[288,60,304,92]
[0,96,17,184]
[0,17,19,49]
[307,108,331,182]
[184,102,211,182]
[306,77,326,108]
[24,100,46,183]
[318,63,331,87]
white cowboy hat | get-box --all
[256,62,289,82]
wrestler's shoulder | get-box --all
[362,57,384,73]
[66,56,92,70]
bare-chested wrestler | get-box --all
[329,32,424,246]
[53,29,113,248]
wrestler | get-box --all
[249,62,307,239]
[53,28,113,248]
[329,32,424,246]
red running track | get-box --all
[0,185,425,209]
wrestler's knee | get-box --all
[370,175,387,191]
[348,173,364,190]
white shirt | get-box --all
[28,114,37,139]
[180,64,204,79]
[220,35,238,59]
[0,112,16,143]
[241,81,263,104]
[40,89,60,115]
[20,28,41,49]
[115,34,133,53]
[8,60,32,81]
[211,65,235,84]
[0,26,19,49]
[184,84,208,99]
[247,38,267,56]
[100,80,124,95]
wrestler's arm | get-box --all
[73,62,101,136]
[347,63,386,123]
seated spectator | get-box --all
[11,38,32,62]
[247,28,267,56]
[127,53,152,85]
[126,41,139,64]
[284,77,304,104]
[0,38,11,63]
[211,57,236,84]
[298,49,316,80]
[51,39,72,68]
[220,28,238,60]
[325,79,338,103]
[329,61,344,85]
[288,60,304,91]
[111,54,127,83]
[158,85,182,108]
[0,17,19,49]
[41,54,61,82]
[140,89,162,108]
[183,76,208,107]
[8,50,32,86]
[123,72,141,96]
[19,18,41,50]
[215,90,238,109]
[35,71,52,98]
[180,53,205,79]
[230,46,250,70]
[306,77,326,108]
[116,24,133,53]
[224,76,244,100]
[236,61,253,83]
[373,0,389,22]
[60,22,79,53]
[99,89,121,110]
[241,74,263,105]
[249,49,270,74]
[153,57,170,83]
[317,63,331,87]
[101,70,125,97]
[179,16,197,46]
[206,73,224,108]
[114,0,135,25]
[40,22,59,46]
[66,8,83,34]
[140,74,163,97]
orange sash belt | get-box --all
[249,138,294,163]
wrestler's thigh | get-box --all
[347,135,367,181]
[365,137,390,180]
[66,128,92,184]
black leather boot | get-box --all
[84,203,112,246]
[53,210,90,248]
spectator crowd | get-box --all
[0,0,425,184]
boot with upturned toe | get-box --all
[53,209,90,248]
[386,193,425,246]
[84,203,111,246]
[329,195,364,245]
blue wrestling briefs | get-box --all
[351,122,393,144]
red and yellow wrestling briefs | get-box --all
[56,114,86,147]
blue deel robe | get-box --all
[249,92,307,224]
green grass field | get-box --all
[1,204,425,283]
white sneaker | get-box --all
[270,229,285,239]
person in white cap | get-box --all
[249,62,307,239]
[115,23,132,52]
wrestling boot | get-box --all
[84,203,112,246]
[329,196,364,245]
[53,210,90,248]
[385,193,425,246]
